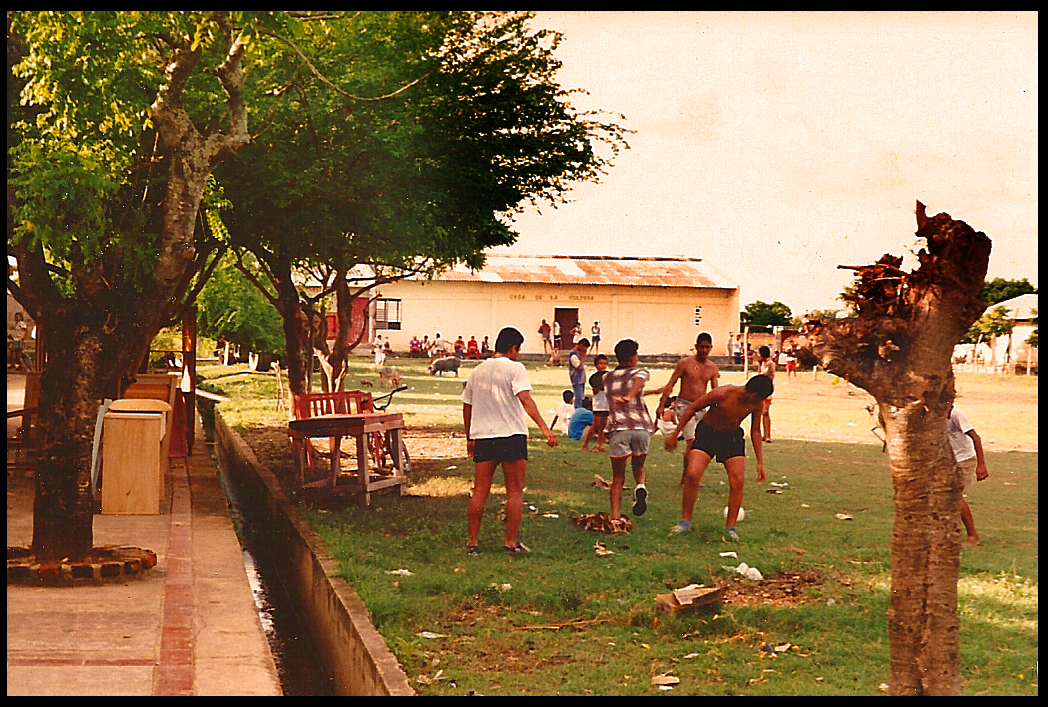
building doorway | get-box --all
[554,307,579,350]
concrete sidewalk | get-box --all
[6,377,282,695]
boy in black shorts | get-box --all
[665,375,773,541]
[462,327,558,555]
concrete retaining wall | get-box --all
[213,414,415,696]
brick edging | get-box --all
[213,415,416,696]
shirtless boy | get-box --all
[665,374,773,541]
[656,332,720,480]
[756,346,776,443]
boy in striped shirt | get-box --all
[604,339,655,520]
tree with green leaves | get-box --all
[740,300,793,332]
[7,11,342,562]
[196,251,284,359]
[213,11,630,394]
[6,11,629,561]
[979,276,1036,305]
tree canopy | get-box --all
[207,11,631,392]
[741,300,794,331]
[979,277,1036,305]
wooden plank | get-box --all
[101,413,162,514]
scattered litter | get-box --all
[655,583,725,614]
[445,465,457,470]
[766,488,783,494]
[572,512,634,534]
[770,482,789,487]
[835,513,853,520]
[719,551,738,558]
[529,504,537,511]
[827,598,836,606]
[651,674,680,687]
[490,582,512,593]
[416,631,448,639]
[878,683,889,692]
[683,652,701,659]
[594,542,614,557]
[591,474,612,489]
[723,506,746,521]
[723,562,764,581]
[386,569,414,576]
[801,503,810,508]
[774,643,792,653]
[542,513,560,519]
[640,643,651,649]
[416,669,445,685]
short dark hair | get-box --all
[494,327,524,353]
[745,374,774,399]
[594,353,608,364]
[581,396,593,410]
[576,338,590,348]
[696,332,713,346]
[614,338,639,364]
[562,389,574,403]
[759,345,770,358]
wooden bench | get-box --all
[288,390,407,504]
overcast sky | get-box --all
[495,11,1038,317]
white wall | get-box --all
[376,279,739,357]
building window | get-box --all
[375,298,402,330]
[694,306,702,325]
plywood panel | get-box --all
[101,413,163,515]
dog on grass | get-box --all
[379,366,402,388]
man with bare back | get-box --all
[656,332,719,468]
[664,374,773,541]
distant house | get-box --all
[996,293,1038,369]
[370,254,740,357]
[953,293,1038,371]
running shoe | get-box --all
[632,485,648,516]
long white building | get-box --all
[369,254,740,357]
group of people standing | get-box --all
[539,318,601,366]
[460,326,989,555]
[461,327,774,554]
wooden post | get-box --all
[182,306,197,454]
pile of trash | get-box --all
[571,512,634,534]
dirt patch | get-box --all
[721,569,824,607]
[238,423,469,495]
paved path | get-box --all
[7,375,282,695]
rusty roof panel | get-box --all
[430,255,736,290]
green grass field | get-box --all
[203,356,1038,695]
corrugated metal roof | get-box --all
[994,293,1037,321]
[429,254,737,290]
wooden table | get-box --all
[288,412,407,505]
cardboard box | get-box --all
[655,584,725,615]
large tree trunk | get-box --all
[788,202,990,695]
